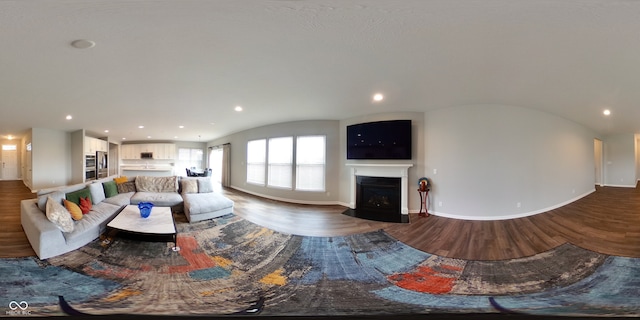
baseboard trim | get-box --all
[428,189,596,221]
[602,183,637,188]
[229,185,341,206]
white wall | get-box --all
[31,128,72,190]
[208,120,341,204]
[603,133,637,187]
[423,104,596,220]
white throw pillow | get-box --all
[46,196,74,233]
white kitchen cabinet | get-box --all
[85,137,108,154]
[121,143,176,160]
[121,144,140,159]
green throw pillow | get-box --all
[66,188,93,206]
[102,181,118,198]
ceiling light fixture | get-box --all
[104,130,109,133]
[603,109,611,116]
[66,115,72,120]
[138,125,144,129]
[179,125,184,129]
[71,39,96,49]
[235,106,243,112]
[373,93,384,102]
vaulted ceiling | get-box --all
[2,0,640,142]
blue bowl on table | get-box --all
[138,202,154,218]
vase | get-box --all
[138,202,154,218]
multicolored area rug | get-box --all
[1,213,639,317]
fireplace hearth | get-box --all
[343,176,408,223]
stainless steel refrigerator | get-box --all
[96,151,108,179]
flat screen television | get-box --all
[346,120,412,160]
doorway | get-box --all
[594,139,603,186]
[1,144,19,180]
[209,148,223,186]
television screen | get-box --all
[346,120,412,160]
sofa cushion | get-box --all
[130,192,183,207]
[179,177,213,193]
[103,181,118,198]
[79,196,92,214]
[88,182,106,204]
[114,176,128,184]
[135,176,178,193]
[36,182,88,197]
[66,188,93,206]
[182,192,234,216]
[181,179,198,194]
[46,196,74,233]
[38,191,65,212]
[197,178,214,193]
[63,199,83,220]
[103,192,134,206]
[62,202,121,244]
[117,181,136,193]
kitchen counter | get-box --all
[121,166,173,171]
[121,166,174,177]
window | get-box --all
[246,135,326,191]
[268,137,293,189]
[177,148,204,176]
[2,145,17,151]
[296,136,325,191]
[247,139,266,185]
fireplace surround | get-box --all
[345,163,413,223]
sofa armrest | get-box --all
[20,199,67,259]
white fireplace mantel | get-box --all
[346,163,413,215]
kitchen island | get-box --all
[120,165,175,177]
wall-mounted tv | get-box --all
[346,120,412,160]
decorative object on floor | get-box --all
[2,213,638,317]
[417,177,430,217]
[137,202,154,218]
[418,177,430,192]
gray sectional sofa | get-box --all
[20,175,234,259]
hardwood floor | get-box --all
[2,180,639,260]
[0,180,36,258]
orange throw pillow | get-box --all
[64,199,83,221]
[79,196,92,214]
[114,176,128,184]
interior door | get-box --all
[1,145,19,180]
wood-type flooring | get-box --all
[2,180,638,260]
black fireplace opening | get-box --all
[343,176,408,223]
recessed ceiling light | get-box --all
[147,136,152,139]
[66,115,72,120]
[235,106,243,112]
[71,39,96,49]
[7,135,13,140]
[603,109,611,116]
[373,93,384,102]
[138,125,144,129]
[104,130,109,133]
[174,136,178,139]
[122,138,126,140]
[178,125,184,129]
